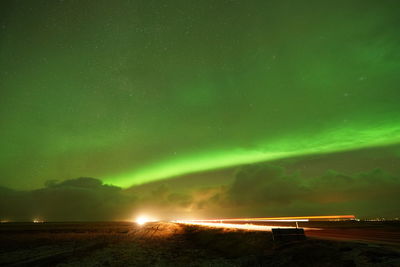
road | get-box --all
[176,220,400,248]
[305,227,400,247]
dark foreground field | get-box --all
[1,221,399,266]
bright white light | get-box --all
[136,216,148,225]
[135,215,157,225]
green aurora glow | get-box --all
[107,120,400,187]
[1,0,400,189]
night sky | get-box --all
[1,0,400,221]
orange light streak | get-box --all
[174,221,288,231]
[174,221,320,231]
[183,215,355,222]
[173,215,355,231]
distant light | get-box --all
[135,215,158,226]
[136,216,148,225]
[33,218,44,223]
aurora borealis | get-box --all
[109,122,400,187]
[1,0,400,221]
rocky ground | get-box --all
[0,222,399,266]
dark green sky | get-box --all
[1,0,400,220]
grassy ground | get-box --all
[0,222,399,266]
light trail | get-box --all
[174,221,295,231]
[182,215,355,222]
[174,215,355,231]
[174,221,321,231]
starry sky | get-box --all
[1,0,400,220]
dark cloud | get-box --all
[0,178,136,221]
[1,166,399,221]
[224,164,400,218]
[229,164,308,205]
[0,178,198,221]
[47,177,104,188]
